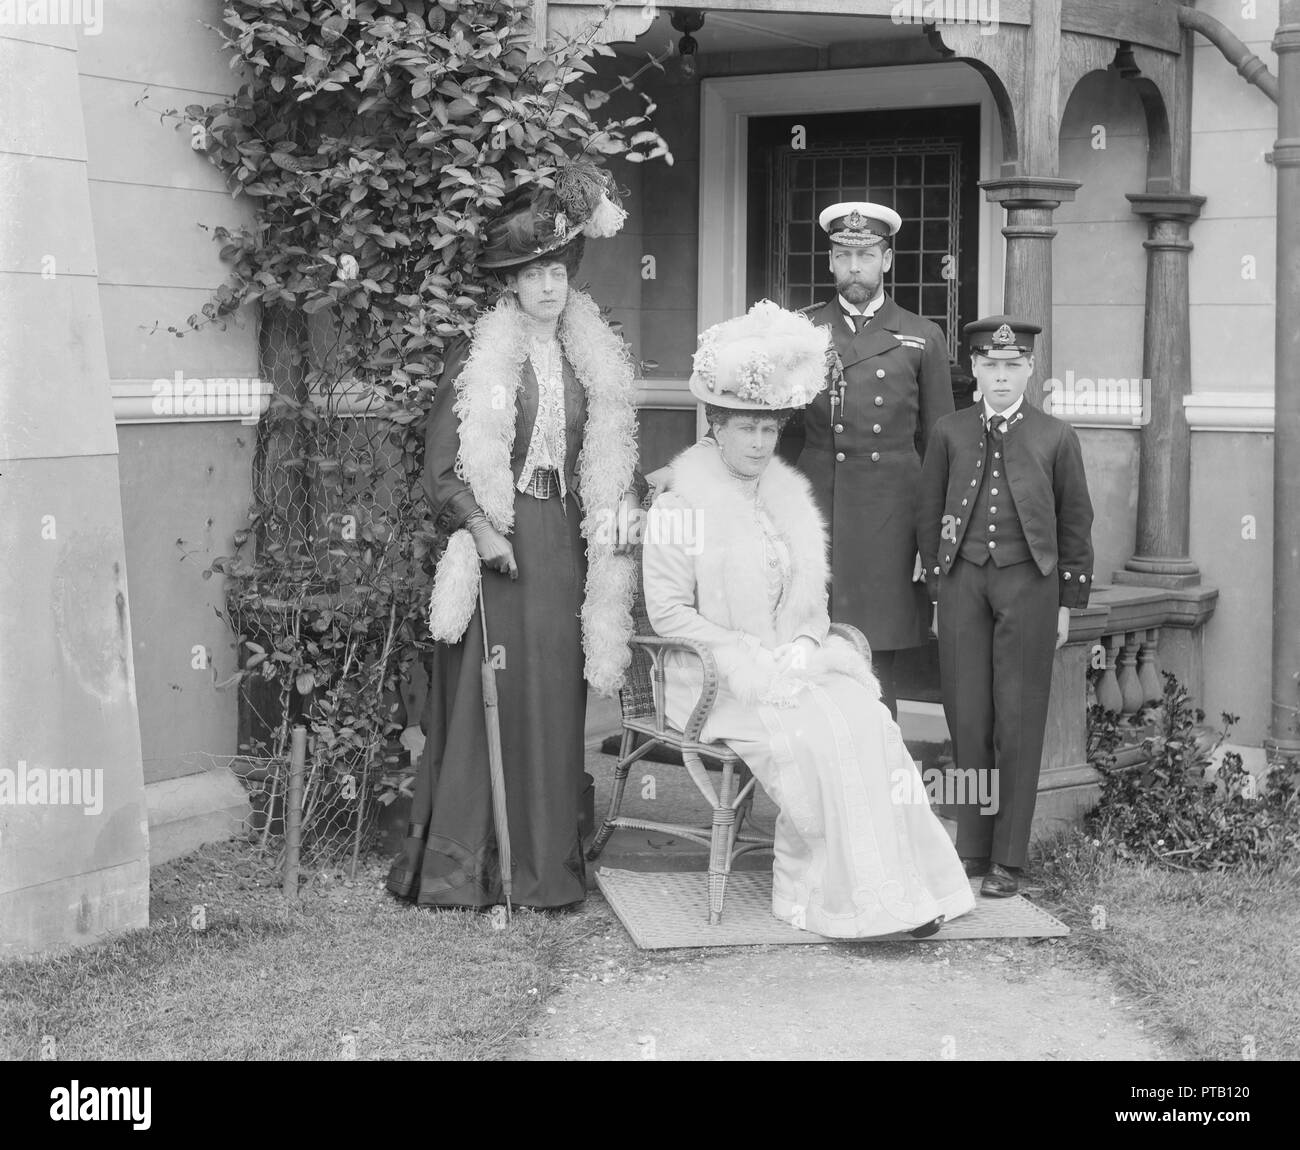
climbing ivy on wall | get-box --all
[177,0,668,858]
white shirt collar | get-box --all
[983,394,1024,427]
[837,289,885,329]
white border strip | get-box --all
[112,380,269,425]
[115,376,700,424]
[637,379,696,410]
[1183,391,1274,433]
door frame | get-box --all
[699,62,1004,338]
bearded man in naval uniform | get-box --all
[791,201,954,717]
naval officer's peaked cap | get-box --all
[818,201,902,247]
[964,315,1041,359]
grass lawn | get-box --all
[1034,832,1300,1061]
[0,840,589,1061]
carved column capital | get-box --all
[979,176,1082,208]
[1126,191,1207,224]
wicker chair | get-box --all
[586,492,871,926]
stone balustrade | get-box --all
[1031,580,1219,841]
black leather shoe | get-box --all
[980,863,1020,898]
[962,857,991,877]
[909,915,944,939]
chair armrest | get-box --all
[629,634,722,744]
[828,622,872,668]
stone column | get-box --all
[979,176,1081,408]
[1113,193,1206,590]
[0,25,149,956]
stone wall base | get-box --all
[1031,776,1101,845]
[145,767,252,866]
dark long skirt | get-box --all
[387,490,588,908]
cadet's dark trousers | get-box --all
[937,555,1057,869]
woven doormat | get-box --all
[596,868,1070,950]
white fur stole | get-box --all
[656,442,877,706]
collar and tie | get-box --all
[987,413,1006,437]
[839,294,884,335]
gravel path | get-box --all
[507,742,1170,1061]
[514,897,1167,1061]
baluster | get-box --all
[1117,631,1144,716]
[1095,634,1123,713]
[1137,627,1162,704]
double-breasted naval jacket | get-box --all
[916,402,1096,609]
[794,295,954,651]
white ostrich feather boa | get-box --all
[427,289,638,696]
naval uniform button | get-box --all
[932,566,940,575]
[993,470,1000,477]
[955,518,962,525]
[874,396,884,406]
[834,423,844,433]
[871,451,880,462]
[990,505,997,513]
[991,487,999,496]
[835,451,846,462]
[1064,571,1071,580]
[976,460,982,467]
[989,525,997,533]
[876,368,886,378]
[970,479,977,487]
[994,451,1001,459]
[872,424,882,434]
[961,498,968,507]
[988,541,997,550]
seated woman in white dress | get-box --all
[642,301,975,939]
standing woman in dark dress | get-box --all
[387,168,640,909]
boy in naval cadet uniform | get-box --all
[792,202,954,718]
[917,317,1095,896]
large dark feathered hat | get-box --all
[479,159,627,270]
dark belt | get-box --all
[522,467,561,499]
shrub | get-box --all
[1087,672,1300,871]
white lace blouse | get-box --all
[516,334,568,499]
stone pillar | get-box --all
[979,176,1081,408]
[0,26,149,955]
[1268,3,1300,765]
[1113,193,1206,590]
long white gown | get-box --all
[643,449,975,938]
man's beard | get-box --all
[837,277,878,305]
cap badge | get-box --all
[846,209,867,231]
[993,323,1016,346]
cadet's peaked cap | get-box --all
[965,315,1041,359]
[818,201,902,247]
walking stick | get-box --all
[478,583,513,920]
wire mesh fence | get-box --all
[218,303,437,871]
